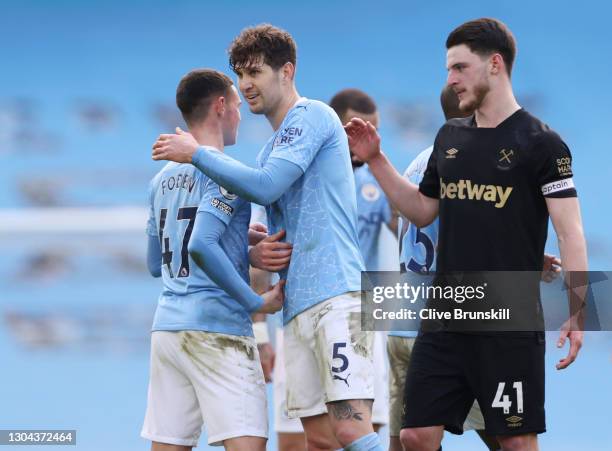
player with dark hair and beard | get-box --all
[346,17,586,451]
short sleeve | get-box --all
[536,131,577,198]
[146,181,158,237]
[268,103,332,172]
[199,180,247,225]
[419,137,441,199]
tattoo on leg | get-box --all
[328,400,373,421]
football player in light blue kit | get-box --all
[331,89,397,433]
[152,24,382,451]
[142,69,284,451]
[330,89,398,271]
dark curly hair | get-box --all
[228,24,297,73]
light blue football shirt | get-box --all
[256,98,365,324]
[390,146,438,338]
[146,158,254,337]
[354,164,392,271]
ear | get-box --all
[490,53,504,75]
[281,62,296,82]
[214,96,226,115]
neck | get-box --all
[266,87,301,130]
[189,122,225,152]
[474,84,521,128]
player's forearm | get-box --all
[367,151,437,227]
[558,227,588,325]
[557,230,588,272]
[192,149,300,205]
[188,215,264,313]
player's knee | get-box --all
[332,424,363,447]
[497,434,534,451]
[399,428,432,451]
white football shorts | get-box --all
[141,331,268,446]
[284,292,375,419]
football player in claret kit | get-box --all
[346,18,587,451]
[389,86,500,451]
[142,69,284,451]
[153,24,384,451]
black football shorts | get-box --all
[401,331,545,436]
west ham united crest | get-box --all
[497,148,517,170]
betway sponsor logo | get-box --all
[440,178,513,208]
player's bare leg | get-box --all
[476,430,501,450]
[327,399,375,447]
[151,442,192,451]
[389,436,402,451]
[278,432,307,451]
[495,433,538,451]
[223,436,267,451]
[301,413,342,451]
[399,426,444,451]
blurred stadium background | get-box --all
[1,1,610,450]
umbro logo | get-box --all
[506,415,523,428]
[445,148,459,159]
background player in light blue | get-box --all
[142,68,284,451]
[330,88,395,434]
[152,24,383,451]
[330,89,398,271]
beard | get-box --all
[460,78,490,112]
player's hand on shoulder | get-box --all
[344,117,381,162]
[258,280,285,314]
[249,229,293,271]
[152,126,199,163]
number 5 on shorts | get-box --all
[332,342,349,373]
[492,381,524,414]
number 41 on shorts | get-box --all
[492,381,524,414]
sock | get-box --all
[344,432,383,451]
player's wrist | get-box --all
[191,147,205,165]
[368,149,386,166]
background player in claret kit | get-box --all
[152,24,385,451]
[141,69,284,451]
[346,18,587,451]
